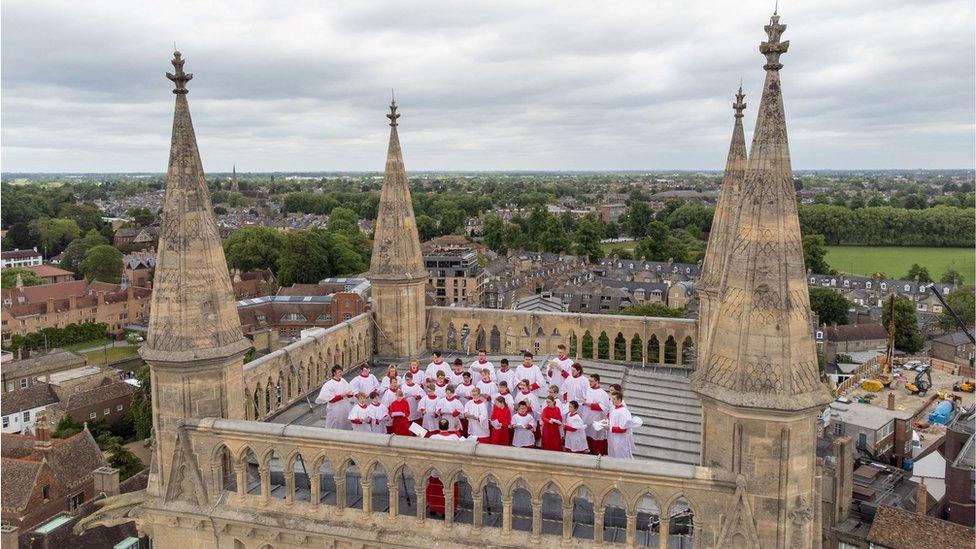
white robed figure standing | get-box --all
[347,394,373,433]
[315,365,354,430]
[563,401,589,453]
[469,350,495,379]
[607,393,637,459]
[464,388,490,440]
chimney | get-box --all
[46,297,55,314]
[92,466,121,497]
[69,294,78,310]
[33,410,53,455]
[127,285,134,300]
[97,292,106,306]
[887,393,895,410]
[916,478,927,515]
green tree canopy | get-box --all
[79,244,124,283]
[106,440,145,480]
[60,229,109,273]
[0,267,44,289]
[802,234,835,275]
[483,215,505,253]
[127,206,157,227]
[538,216,570,253]
[619,302,685,318]
[59,202,104,234]
[573,214,604,263]
[809,287,851,325]
[939,267,965,285]
[882,295,924,353]
[28,217,81,257]
[624,202,654,238]
[938,288,975,332]
[904,263,932,283]
[222,226,287,273]
[131,364,153,440]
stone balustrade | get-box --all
[242,313,372,420]
[182,417,737,548]
[427,307,698,367]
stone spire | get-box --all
[142,51,249,364]
[368,98,428,357]
[368,99,427,281]
[230,164,239,192]
[14,273,23,290]
[697,87,748,356]
[692,14,830,411]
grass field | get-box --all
[825,246,974,282]
[84,345,140,365]
[64,338,110,351]
[602,241,637,255]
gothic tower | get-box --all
[368,100,428,358]
[697,87,747,357]
[141,51,250,497]
[692,13,831,548]
[230,164,239,192]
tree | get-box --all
[538,216,570,253]
[619,303,685,318]
[904,263,932,283]
[106,440,145,480]
[28,217,81,257]
[802,234,835,274]
[1,267,44,289]
[624,202,654,238]
[130,365,153,440]
[59,203,104,234]
[483,215,505,252]
[60,229,109,273]
[665,203,713,235]
[809,288,851,325]
[938,288,975,332]
[604,221,620,240]
[79,245,124,283]
[415,215,439,242]
[882,295,924,353]
[128,206,156,227]
[276,231,329,285]
[573,214,603,263]
[940,267,965,285]
[438,208,466,235]
[222,226,287,273]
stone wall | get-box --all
[242,313,372,420]
[427,307,697,366]
[158,417,740,548]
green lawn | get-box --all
[84,345,140,365]
[825,246,974,282]
[602,241,637,255]
[64,338,111,351]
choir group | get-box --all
[314,345,639,459]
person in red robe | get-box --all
[425,472,459,517]
[488,396,512,446]
[540,395,564,452]
[388,389,413,436]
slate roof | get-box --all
[866,505,973,549]
[1,382,61,415]
[1,249,42,261]
[61,381,134,413]
[822,323,888,343]
[932,331,974,346]
[1,350,85,378]
[1,430,107,513]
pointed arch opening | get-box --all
[540,482,564,536]
[447,324,458,350]
[318,458,337,506]
[667,496,694,548]
[370,462,389,513]
[267,450,286,499]
[395,466,418,517]
[214,444,236,493]
[454,471,475,524]
[424,468,455,521]
[648,335,661,365]
[636,492,661,547]
[481,475,503,528]
[630,334,643,363]
[613,332,627,360]
[511,479,533,532]
[489,325,501,353]
[344,460,363,509]
[475,327,486,352]
[292,453,311,502]
[598,332,610,360]
[241,448,261,497]
[664,336,678,364]
[571,485,595,540]
[681,336,695,365]
[581,331,594,359]
[602,489,627,543]
[569,331,579,358]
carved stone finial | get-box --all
[166,51,193,95]
[387,98,400,127]
[760,14,789,70]
[733,86,747,118]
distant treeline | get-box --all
[798,205,974,247]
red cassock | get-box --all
[489,406,512,446]
[540,405,563,451]
[389,399,413,436]
[426,476,459,515]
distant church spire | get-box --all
[142,51,249,363]
[368,99,426,280]
[230,164,239,192]
[692,14,830,411]
[697,87,748,354]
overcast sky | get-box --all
[2,0,974,173]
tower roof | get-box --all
[698,87,748,292]
[692,15,830,411]
[368,99,427,281]
[142,51,249,364]
[230,164,239,192]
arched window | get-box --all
[613,333,627,361]
[540,483,563,535]
[570,486,595,539]
[481,476,503,528]
[454,472,475,524]
[241,448,260,497]
[630,335,643,363]
[344,461,363,509]
[667,497,694,548]
[318,459,337,506]
[603,489,627,543]
[292,453,311,502]
[597,332,610,360]
[267,451,286,500]
[370,463,389,513]
[664,336,678,364]
[635,492,661,547]
[511,480,533,532]
[395,467,418,517]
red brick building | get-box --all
[0,417,107,532]
[237,281,367,347]
[25,265,75,285]
[60,381,135,427]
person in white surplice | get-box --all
[315,365,354,430]
[607,392,636,459]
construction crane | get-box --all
[862,298,897,392]
[928,284,976,345]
